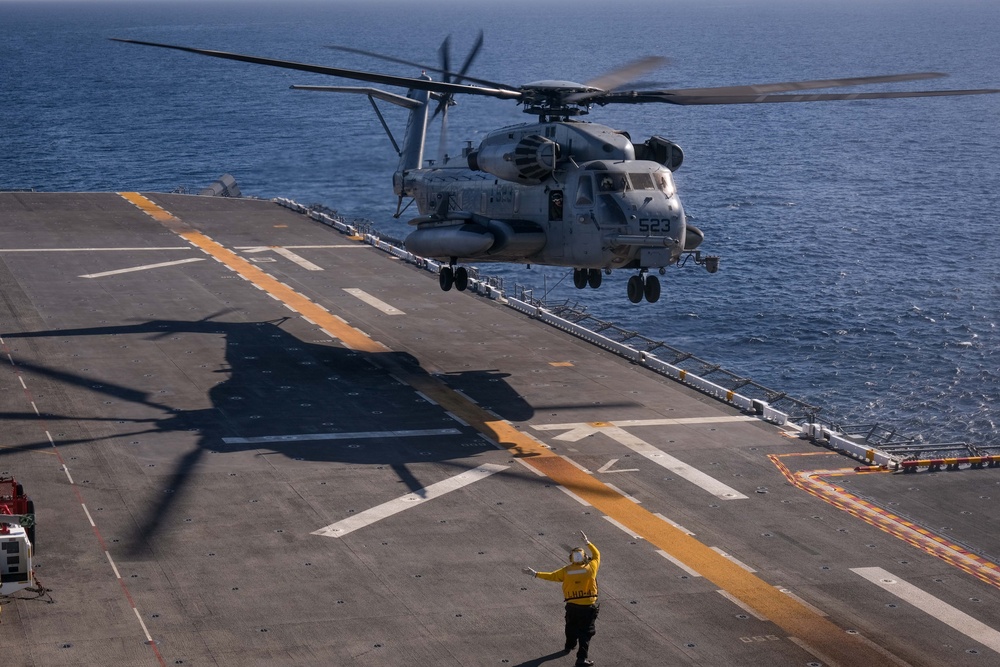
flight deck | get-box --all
[2,192,1000,667]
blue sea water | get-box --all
[2,0,998,445]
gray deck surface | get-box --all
[1,192,999,666]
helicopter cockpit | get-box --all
[592,166,677,198]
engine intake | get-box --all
[468,134,559,183]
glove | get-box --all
[579,530,589,544]
[522,567,537,577]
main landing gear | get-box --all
[439,263,469,292]
[627,271,660,304]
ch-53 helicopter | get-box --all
[114,36,998,303]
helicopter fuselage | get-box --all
[400,120,696,271]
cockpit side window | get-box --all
[657,170,677,197]
[576,175,594,206]
[598,172,628,193]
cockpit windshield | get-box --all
[596,170,676,197]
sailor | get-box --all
[523,530,600,666]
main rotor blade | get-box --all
[568,56,669,103]
[656,71,951,97]
[597,87,1000,106]
[110,38,523,100]
[325,34,511,90]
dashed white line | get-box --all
[343,288,405,315]
[223,428,460,445]
[656,549,701,577]
[710,547,756,572]
[603,515,640,539]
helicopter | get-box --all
[112,36,999,303]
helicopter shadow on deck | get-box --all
[1,316,542,554]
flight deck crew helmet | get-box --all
[570,547,587,564]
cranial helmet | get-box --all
[570,547,586,564]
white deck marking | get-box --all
[535,416,757,442]
[653,512,695,536]
[532,421,748,499]
[717,589,768,620]
[710,547,756,572]
[312,463,508,537]
[222,428,459,445]
[237,245,366,250]
[603,515,641,538]
[601,426,749,500]
[239,246,324,270]
[853,567,1000,654]
[597,458,640,474]
[603,483,641,503]
[343,288,405,315]
[0,247,190,252]
[79,257,205,278]
[656,549,702,577]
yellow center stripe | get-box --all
[120,193,899,666]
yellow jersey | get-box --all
[535,541,600,605]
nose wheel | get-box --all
[573,268,603,289]
[627,272,660,304]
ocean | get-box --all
[2,0,998,445]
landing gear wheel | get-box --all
[439,266,454,291]
[627,275,644,303]
[454,266,469,292]
[644,275,661,303]
[587,268,603,289]
[573,268,588,289]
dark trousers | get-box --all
[564,602,599,662]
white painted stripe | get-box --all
[515,457,547,477]
[45,431,54,446]
[343,288,405,315]
[0,247,191,252]
[534,416,756,431]
[270,247,323,270]
[312,463,508,537]
[788,636,842,667]
[656,549,702,577]
[557,485,591,506]
[19,376,26,389]
[653,513,694,536]
[603,515,640,538]
[710,547,756,572]
[559,456,592,474]
[237,245,365,250]
[717,589,768,620]
[63,466,73,484]
[453,389,478,404]
[603,483,641,503]
[853,567,1000,654]
[414,391,438,405]
[223,428,460,445]
[82,504,96,527]
[610,416,758,428]
[30,401,39,415]
[600,426,748,500]
[80,257,205,278]
[106,551,122,579]
[132,607,154,643]
[776,587,828,617]
[445,411,470,427]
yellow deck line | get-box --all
[119,192,901,666]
